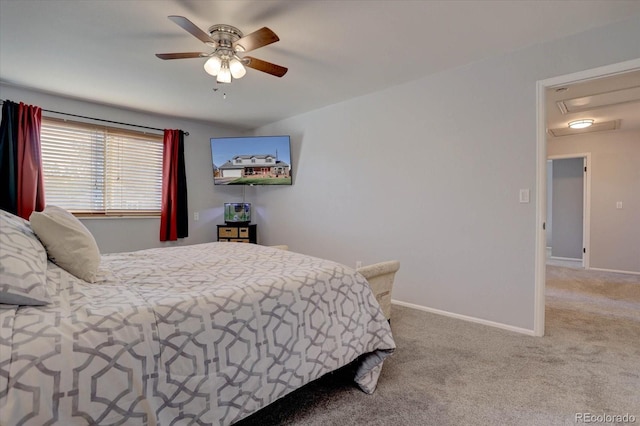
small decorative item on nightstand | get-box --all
[224,203,251,224]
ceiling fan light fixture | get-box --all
[158,16,287,82]
[229,58,246,79]
[217,61,232,83]
[568,119,594,129]
[204,56,222,76]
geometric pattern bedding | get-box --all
[0,242,395,425]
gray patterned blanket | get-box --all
[0,242,395,425]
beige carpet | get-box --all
[546,265,640,321]
[237,266,640,425]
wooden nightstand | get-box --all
[217,223,257,243]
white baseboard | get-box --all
[588,267,640,276]
[391,300,536,336]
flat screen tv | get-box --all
[211,135,292,185]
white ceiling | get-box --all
[2,0,640,130]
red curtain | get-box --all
[17,102,45,219]
[0,101,45,219]
[160,129,188,241]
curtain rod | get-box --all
[1,99,189,136]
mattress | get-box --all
[0,242,395,425]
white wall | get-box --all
[0,84,247,253]
[254,16,640,331]
[548,129,640,273]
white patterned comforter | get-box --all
[0,242,395,425]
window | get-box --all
[40,117,163,216]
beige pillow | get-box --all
[30,206,100,283]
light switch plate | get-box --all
[519,189,530,203]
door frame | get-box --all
[534,57,640,337]
[547,153,591,269]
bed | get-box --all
[0,208,395,425]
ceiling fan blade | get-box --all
[233,27,279,53]
[156,52,206,60]
[244,56,288,77]
[168,15,216,46]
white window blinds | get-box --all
[40,117,163,215]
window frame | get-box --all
[40,116,164,218]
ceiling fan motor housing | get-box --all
[208,24,243,55]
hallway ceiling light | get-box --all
[568,119,594,129]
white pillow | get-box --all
[30,205,101,283]
[0,209,51,305]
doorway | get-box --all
[533,58,640,336]
[546,154,590,269]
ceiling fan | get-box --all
[156,15,288,83]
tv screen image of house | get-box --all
[211,135,292,185]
